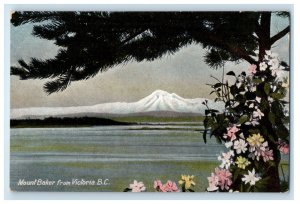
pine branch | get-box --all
[120,29,148,45]
[197,30,257,65]
[270,26,290,45]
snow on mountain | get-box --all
[11,90,224,119]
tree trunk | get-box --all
[257,12,281,192]
[258,12,272,61]
[266,145,282,192]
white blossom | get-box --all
[233,139,248,154]
[225,141,233,148]
[259,62,268,71]
[253,108,264,119]
[242,169,261,186]
[245,119,259,126]
[271,85,277,92]
[255,97,261,103]
[239,133,245,139]
[265,50,278,59]
[218,150,234,169]
[270,65,284,77]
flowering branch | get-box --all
[204,50,289,192]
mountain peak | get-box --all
[11,89,224,119]
[151,90,170,96]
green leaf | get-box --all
[276,125,289,140]
[264,83,270,94]
[211,124,218,132]
[270,93,284,100]
[230,85,238,95]
[248,129,260,134]
[240,183,244,192]
[260,99,269,111]
[268,161,276,167]
[280,61,289,67]
[215,136,222,144]
[205,110,209,115]
[226,71,236,76]
[252,78,262,84]
[235,94,245,102]
[238,115,249,125]
[210,109,219,113]
[267,133,276,143]
[213,83,222,88]
[268,112,276,125]
[233,168,241,181]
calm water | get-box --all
[10,124,288,192]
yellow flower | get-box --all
[235,156,250,169]
[178,175,196,189]
[247,133,264,147]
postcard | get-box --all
[10,11,290,192]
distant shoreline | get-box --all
[10,116,206,128]
[10,117,135,128]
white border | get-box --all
[2,2,298,202]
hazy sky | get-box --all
[10,13,290,108]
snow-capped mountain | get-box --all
[11,90,224,119]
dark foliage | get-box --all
[11,11,290,94]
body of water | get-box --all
[10,124,288,192]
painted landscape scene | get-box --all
[10,11,290,192]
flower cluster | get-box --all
[205,50,289,192]
[124,175,195,193]
[262,51,285,77]
[247,133,274,162]
[154,180,179,192]
[207,168,232,191]
[209,128,267,191]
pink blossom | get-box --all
[223,125,239,141]
[154,180,163,190]
[129,180,146,192]
[215,168,232,190]
[207,168,232,191]
[154,180,179,192]
[261,149,274,162]
[162,180,179,192]
[249,141,274,162]
[207,173,219,192]
[279,145,289,154]
[248,64,257,74]
[278,139,289,154]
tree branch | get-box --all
[270,26,290,45]
[120,29,147,45]
[200,33,257,65]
